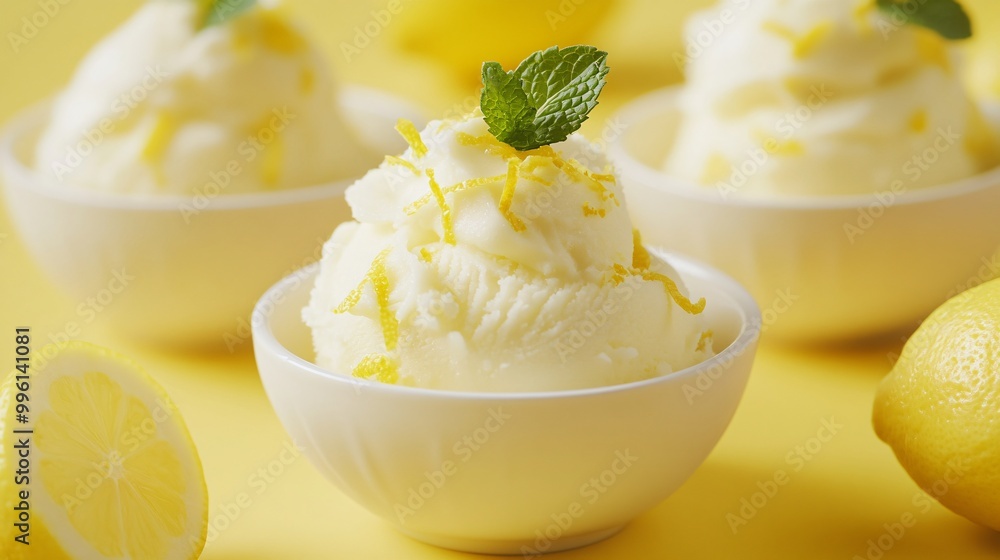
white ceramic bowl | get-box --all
[252,250,760,554]
[610,87,1000,342]
[0,87,421,346]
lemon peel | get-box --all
[385,155,420,174]
[852,0,876,32]
[612,263,706,315]
[696,330,714,352]
[260,126,283,187]
[395,118,428,158]
[873,278,1000,531]
[582,203,606,217]
[425,169,457,244]
[500,159,528,232]
[352,354,400,384]
[142,111,177,185]
[404,174,507,215]
[763,20,833,59]
[333,248,399,351]
[632,230,651,270]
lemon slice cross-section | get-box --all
[0,341,207,560]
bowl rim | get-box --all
[251,248,762,401]
[0,85,411,212]
[609,85,1000,210]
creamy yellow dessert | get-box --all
[304,47,715,392]
[35,0,375,195]
[303,114,714,391]
[664,0,998,196]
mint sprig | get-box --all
[201,0,257,28]
[480,46,610,151]
[876,0,971,40]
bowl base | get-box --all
[394,524,625,555]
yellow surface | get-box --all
[1,1,999,558]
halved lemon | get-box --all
[0,342,207,559]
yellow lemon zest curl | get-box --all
[352,354,399,384]
[333,248,399,350]
[612,264,706,315]
[395,118,428,158]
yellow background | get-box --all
[2,1,1000,558]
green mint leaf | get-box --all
[480,45,610,151]
[481,62,539,150]
[876,0,971,40]
[201,0,257,28]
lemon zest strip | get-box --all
[762,20,833,59]
[696,330,714,352]
[500,159,527,232]
[403,174,507,215]
[352,354,399,384]
[632,230,651,270]
[395,118,428,158]
[385,155,420,174]
[612,264,706,315]
[426,169,456,245]
[582,203,606,217]
[142,111,178,186]
[333,248,399,350]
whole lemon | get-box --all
[387,0,616,83]
[873,278,1000,531]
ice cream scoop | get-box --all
[35,0,376,195]
[663,0,998,196]
[303,112,715,392]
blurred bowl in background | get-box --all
[610,87,1000,342]
[252,250,760,554]
[0,86,421,347]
